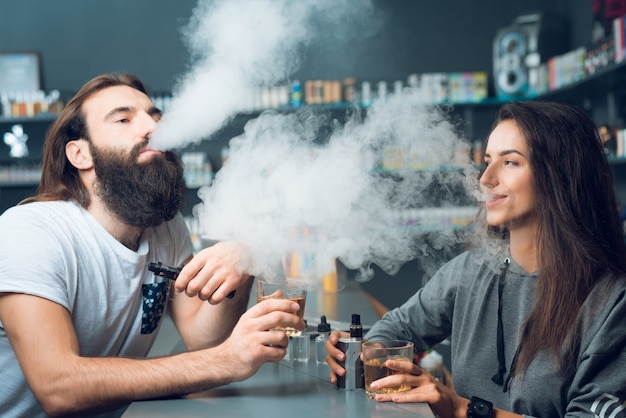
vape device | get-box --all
[336,313,364,390]
[148,261,236,298]
[148,261,183,280]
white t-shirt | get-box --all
[0,200,193,418]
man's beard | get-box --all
[91,141,186,228]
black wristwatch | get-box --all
[467,396,493,418]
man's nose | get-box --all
[138,111,158,137]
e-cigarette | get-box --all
[147,261,236,299]
[336,313,364,390]
[148,261,182,280]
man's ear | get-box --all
[66,139,93,170]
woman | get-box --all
[326,101,626,418]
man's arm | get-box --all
[169,277,253,350]
[0,292,304,417]
[169,241,255,350]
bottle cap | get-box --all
[317,315,331,332]
[349,313,362,338]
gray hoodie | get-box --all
[366,250,626,418]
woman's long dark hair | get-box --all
[21,73,149,208]
[485,101,626,377]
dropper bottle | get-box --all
[315,315,331,364]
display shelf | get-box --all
[385,206,478,230]
[237,95,510,117]
[0,165,42,187]
[372,164,476,174]
[536,60,626,102]
[4,61,626,212]
[0,181,39,188]
[0,113,59,123]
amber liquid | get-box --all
[364,357,412,399]
[257,295,306,335]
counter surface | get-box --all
[122,356,434,418]
[122,279,433,418]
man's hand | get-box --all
[212,297,306,382]
[175,241,252,304]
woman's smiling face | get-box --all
[480,119,538,231]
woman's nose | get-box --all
[479,164,496,188]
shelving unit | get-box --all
[0,114,51,212]
[0,181,40,187]
[4,60,626,213]
[537,60,626,127]
[0,113,58,124]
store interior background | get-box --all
[1,0,623,323]
[0,0,592,93]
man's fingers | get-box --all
[259,343,288,363]
[244,299,305,332]
[248,298,300,316]
[175,259,212,294]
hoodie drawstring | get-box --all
[491,258,510,386]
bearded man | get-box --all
[0,73,303,418]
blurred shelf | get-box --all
[372,164,476,174]
[238,98,506,116]
[537,61,626,102]
[608,156,626,164]
[0,113,59,123]
[0,181,39,187]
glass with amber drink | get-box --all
[256,277,308,336]
[363,339,414,399]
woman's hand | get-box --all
[370,358,468,418]
[325,330,350,383]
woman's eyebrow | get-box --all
[484,149,525,158]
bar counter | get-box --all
[122,356,434,418]
[122,279,434,418]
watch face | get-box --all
[471,401,491,416]
[469,397,493,418]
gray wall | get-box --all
[0,0,592,95]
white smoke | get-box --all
[196,91,478,279]
[150,0,378,149]
[152,0,481,281]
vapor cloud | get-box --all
[152,0,480,282]
[195,92,478,279]
[150,0,378,149]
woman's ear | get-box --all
[65,139,93,170]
